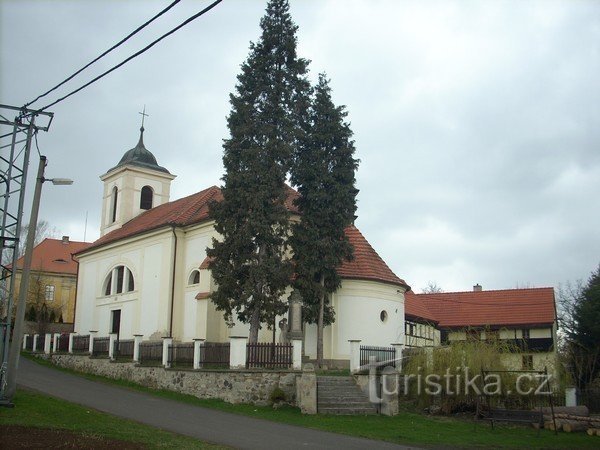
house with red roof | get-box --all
[74,128,410,365]
[405,285,558,371]
[12,236,91,324]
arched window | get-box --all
[188,269,200,285]
[140,185,153,210]
[111,186,118,223]
[103,265,135,296]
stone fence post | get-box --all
[297,363,317,414]
[565,386,577,407]
[229,336,247,369]
[292,338,302,371]
[33,334,38,352]
[391,343,404,372]
[348,339,361,373]
[52,333,60,353]
[44,333,52,354]
[162,337,173,368]
[22,334,28,350]
[133,334,143,363]
[193,338,205,370]
[108,333,118,360]
[68,332,75,354]
[89,330,97,354]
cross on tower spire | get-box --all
[139,105,149,130]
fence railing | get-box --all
[360,345,397,368]
[246,342,292,369]
[168,342,194,368]
[72,335,90,353]
[139,341,163,365]
[57,334,69,352]
[35,334,46,352]
[113,339,134,360]
[200,342,230,368]
[92,337,110,357]
[25,335,33,351]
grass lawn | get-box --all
[0,389,225,449]
[23,354,598,449]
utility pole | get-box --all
[0,105,53,405]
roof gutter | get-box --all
[168,225,178,337]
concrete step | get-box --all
[317,376,355,383]
[318,406,377,415]
[317,397,370,405]
[316,376,377,415]
[318,401,374,408]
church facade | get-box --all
[73,129,410,364]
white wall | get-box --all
[328,280,405,360]
[74,229,174,339]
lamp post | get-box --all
[2,155,72,403]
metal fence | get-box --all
[360,345,397,368]
[92,337,110,357]
[57,334,69,352]
[199,342,230,368]
[25,335,33,351]
[168,342,194,368]
[139,341,163,365]
[72,335,90,353]
[113,339,134,360]
[35,334,46,352]
[246,342,292,369]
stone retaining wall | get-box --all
[49,354,298,406]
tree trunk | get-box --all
[316,275,325,368]
[249,308,261,343]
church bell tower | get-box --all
[99,124,176,236]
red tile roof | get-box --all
[84,185,221,251]
[338,226,409,289]
[406,288,556,328]
[80,185,408,289]
[14,238,91,275]
[199,256,213,270]
[404,291,438,323]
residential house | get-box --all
[12,236,90,324]
[405,285,558,371]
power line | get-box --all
[34,0,224,113]
[24,0,182,108]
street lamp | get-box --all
[1,155,73,404]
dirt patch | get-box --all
[1,425,147,449]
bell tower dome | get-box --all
[99,126,176,236]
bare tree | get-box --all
[25,270,60,335]
[421,281,443,294]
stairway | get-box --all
[317,376,377,415]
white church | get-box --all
[73,126,410,364]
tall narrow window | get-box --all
[116,266,125,294]
[111,186,118,223]
[128,269,135,292]
[140,185,153,210]
[45,285,55,302]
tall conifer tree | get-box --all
[291,74,359,366]
[207,0,310,342]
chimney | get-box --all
[473,283,482,292]
[61,236,69,244]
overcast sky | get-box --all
[1,0,599,293]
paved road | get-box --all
[17,358,419,450]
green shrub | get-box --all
[269,387,286,404]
